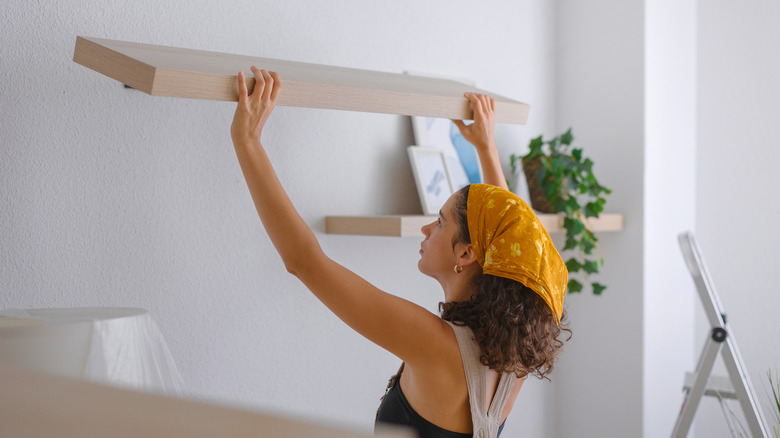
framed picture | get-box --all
[407,146,455,216]
[411,116,483,190]
[404,70,482,190]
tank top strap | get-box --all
[445,321,515,438]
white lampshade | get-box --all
[0,307,185,396]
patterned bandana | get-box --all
[467,184,568,323]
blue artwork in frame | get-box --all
[448,120,482,185]
[411,117,483,190]
[407,147,454,215]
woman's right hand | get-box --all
[451,93,496,152]
[230,66,282,147]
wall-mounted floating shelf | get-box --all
[72,36,622,239]
[73,36,529,123]
[325,214,623,237]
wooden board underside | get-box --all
[73,36,529,123]
[326,216,434,237]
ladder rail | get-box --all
[678,232,727,328]
[672,334,724,438]
[722,337,771,437]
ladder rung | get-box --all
[683,372,737,399]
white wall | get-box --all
[695,0,780,435]
[554,0,646,436]
[0,0,558,435]
[644,0,697,436]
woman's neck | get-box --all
[440,270,480,303]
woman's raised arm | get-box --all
[229,67,453,368]
[230,68,315,271]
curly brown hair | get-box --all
[439,185,571,380]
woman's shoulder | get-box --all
[405,318,463,375]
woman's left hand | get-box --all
[451,93,496,152]
[230,66,282,146]
[452,93,508,189]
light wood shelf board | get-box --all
[73,36,529,123]
[326,215,435,238]
[326,214,623,237]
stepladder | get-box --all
[671,232,770,438]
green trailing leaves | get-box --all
[512,128,611,295]
[563,217,586,235]
[564,235,578,251]
[560,128,574,146]
[567,279,583,293]
[583,260,599,274]
[585,198,606,218]
[565,258,583,273]
[528,135,544,155]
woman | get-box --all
[230,67,570,438]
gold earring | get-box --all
[454,264,463,274]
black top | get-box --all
[375,374,506,438]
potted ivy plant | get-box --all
[509,128,611,294]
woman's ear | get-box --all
[455,243,479,267]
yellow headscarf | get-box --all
[467,184,568,323]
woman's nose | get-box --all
[421,221,434,237]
